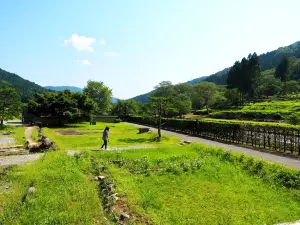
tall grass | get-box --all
[0,152,105,224]
[89,145,300,225]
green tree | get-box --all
[227,53,260,102]
[275,56,290,94]
[112,100,141,116]
[83,80,112,114]
[193,82,217,114]
[149,81,174,138]
[172,93,192,117]
[0,87,21,125]
[28,90,93,124]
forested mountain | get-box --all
[45,86,83,93]
[187,76,209,85]
[0,68,46,102]
[130,92,152,103]
[130,41,300,102]
[200,41,300,85]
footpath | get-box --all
[126,122,300,169]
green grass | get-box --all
[0,152,105,224]
[0,125,25,146]
[89,145,300,225]
[43,122,180,150]
[31,126,39,142]
[1,144,299,224]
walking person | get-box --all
[101,126,109,150]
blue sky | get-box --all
[0,0,300,99]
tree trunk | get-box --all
[0,119,3,126]
[158,114,162,138]
[206,104,209,115]
[158,102,162,138]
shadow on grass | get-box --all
[118,137,161,144]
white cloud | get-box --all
[100,39,106,45]
[76,59,91,65]
[104,52,120,57]
[64,33,96,52]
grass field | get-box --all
[0,152,105,224]
[43,122,180,150]
[1,144,299,224]
[89,145,300,225]
[0,125,25,146]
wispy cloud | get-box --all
[76,59,91,65]
[104,52,120,57]
[100,39,106,45]
[64,34,96,52]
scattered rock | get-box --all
[98,176,105,180]
[27,186,36,194]
[4,184,9,189]
[184,140,193,144]
[94,176,99,181]
[120,213,130,220]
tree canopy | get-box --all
[83,80,112,115]
[0,87,21,125]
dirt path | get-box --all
[125,122,300,169]
[25,127,39,148]
[0,154,43,167]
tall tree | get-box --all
[172,93,192,117]
[149,81,174,138]
[0,87,21,125]
[227,53,260,102]
[83,80,112,114]
[275,56,290,94]
[193,82,217,114]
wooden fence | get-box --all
[124,116,300,155]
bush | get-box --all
[287,114,300,125]
[114,118,122,123]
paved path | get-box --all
[126,123,300,169]
[0,154,43,167]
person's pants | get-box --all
[101,140,108,149]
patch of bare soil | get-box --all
[54,130,100,136]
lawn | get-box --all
[0,152,105,224]
[90,145,300,225]
[43,122,180,150]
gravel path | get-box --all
[125,122,300,169]
[0,154,43,167]
[25,127,39,147]
[0,136,15,146]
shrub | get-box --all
[287,114,300,125]
[114,118,122,123]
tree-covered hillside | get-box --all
[130,41,300,102]
[201,41,300,85]
[0,68,46,102]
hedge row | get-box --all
[123,116,300,155]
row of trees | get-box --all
[0,80,113,126]
[227,54,300,103]
[27,80,113,124]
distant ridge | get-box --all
[130,40,300,102]
[45,86,83,93]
